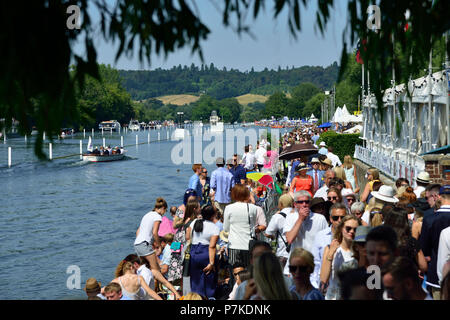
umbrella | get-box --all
[318,122,332,128]
[278,143,318,160]
[246,172,274,189]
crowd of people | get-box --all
[83,125,450,301]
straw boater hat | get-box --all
[219,230,229,243]
[416,171,431,184]
[371,185,399,203]
[311,157,320,164]
[320,158,332,167]
[295,163,309,172]
[84,278,101,293]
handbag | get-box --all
[182,222,194,277]
[247,203,258,251]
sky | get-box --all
[75,0,351,72]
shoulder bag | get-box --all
[247,203,258,251]
[182,221,194,277]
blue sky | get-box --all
[75,0,350,71]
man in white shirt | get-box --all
[314,169,336,201]
[283,190,328,275]
[437,226,450,284]
[310,203,347,288]
[242,145,255,171]
[326,146,341,167]
[254,143,267,172]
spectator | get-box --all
[252,251,293,300]
[420,185,450,300]
[327,187,342,205]
[103,282,130,300]
[254,143,267,172]
[158,206,178,238]
[365,225,398,269]
[414,172,431,199]
[353,226,372,268]
[318,141,328,155]
[229,154,246,185]
[83,278,105,300]
[168,198,199,293]
[289,163,313,197]
[338,267,382,300]
[383,207,427,274]
[111,262,162,300]
[423,183,442,218]
[159,233,174,277]
[382,256,432,300]
[187,205,220,299]
[342,155,360,193]
[360,168,381,203]
[227,262,249,300]
[351,201,368,226]
[314,169,336,201]
[320,215,360,300]
[362,185,399,225]
[310,197,331,224]
[264,193,294,269]
[284,190,328,275]
[223,184,260,268]
[326,146,342,167]
[210,157,235,217]
[307,158,325,194]
[242,145,255,172]
[134,197,181,299]
[333,166,353,190]
[437,226,450,285]
[199,167,212,206]
[188,164,203,204]
[289,248,324,300]
[122,254,155,291]
[320,158,333,172]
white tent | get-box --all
[308,113,318,123]
[331,107,342,123]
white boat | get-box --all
[128,119,140,131]
[82,153,125,162]
[99,120,121,132]
[209,110,224,133]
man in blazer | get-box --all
[307,158,325,194]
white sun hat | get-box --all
[371,185,399,203]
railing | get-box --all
[354,145,425,187]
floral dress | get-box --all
[167,209,190,282]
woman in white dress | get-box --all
[320,215,360,300]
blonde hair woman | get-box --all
[320,215,360,300]
[288,248,324,300]
[360,168,380,203]
[252,251,293,300]
[333,166,354,191]
[111,262,162,300]
[342,155,360,193]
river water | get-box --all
[0,125,288,300]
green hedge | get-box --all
[317,131,362,162]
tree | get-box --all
[303,92,325,119]
[1,0,449,157]
[264,92,289,119]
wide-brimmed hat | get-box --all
[319,141,326,147]
[354,226,372,243]
[320,158,332,167]
[371,185,399,203]
[311,157,320,164]
[310,197,325,210]
[341,188,356,198]
[84,278,101,292]
[295,163,309,172]
[416,171,431,184]
[407,198,430,213]
[219,230,229,243]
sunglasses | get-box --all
[289,265,309,273]
[331,215,344,221]
[295,200,310,204]
[327,196,338,201]
[202,171,207,173]
[345,226,357,233]
[346,197,355,202]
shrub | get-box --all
[317,131,362,162]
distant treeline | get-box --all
[118,63,339,100]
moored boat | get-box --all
[82,153,125,162]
